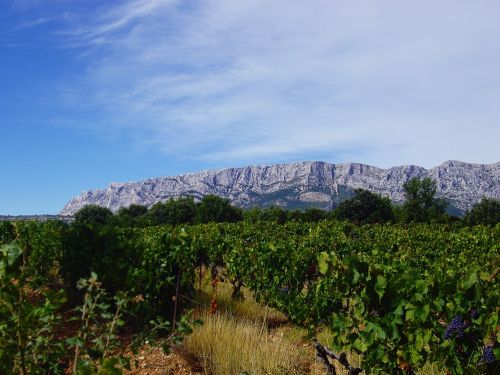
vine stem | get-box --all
[199,264,203,290]
[172,268,181,331]
[102,303,122,360]
[313,341,362,375]
[16,234,28,375]
[73,291,100,374]
[17,280,27,375]
[72,295,88,374]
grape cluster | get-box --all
[479,345,495,364]
[444,315,468,339]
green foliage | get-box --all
[129,226,197,321]
[117,204,148,219]
[146,197,196,226]
[0,220,15,244]
[333,189,395,224]
[242,206,263,223]
[244,206,328,223]
[301,208,328,222]
[0,241,67,374]
[60,223,142,304]
[400,177,447,222]
[464,197,500,226]
[261,206,288,224]
[195,195,243,224]
[14,220,64,285]
[7,208,500,374]
[187,221,499,373]
[60,223,100,303]
[74,205,113,226]
[1,242,195,375]
[114,204,148,227]
[244,205,288,224]
[68,272,130,374]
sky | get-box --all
[1,0,499,215]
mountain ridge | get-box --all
[61,160,500,215]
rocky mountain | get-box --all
[61,160,500,216]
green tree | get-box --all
[146,197,196,226]
[166,197,196,225]
[261,206,288,224]
[333,189,395,224]
[74,205,113,226]
[286,209,304,222]
[400,177,447,222]
[194,195,242,224]
[243,207,263,223]
[302,208,328,222]
[243,206,290,224]
[464,197,500,226]
[115,204,148,226]
[145,202,169,225]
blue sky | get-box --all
[1,0,499,215]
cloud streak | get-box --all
[51,0,500,168]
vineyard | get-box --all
[0,219,499,374]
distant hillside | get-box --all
[61,160,500,216]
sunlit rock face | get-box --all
[61,160,500,216]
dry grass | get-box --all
[184,272,446,375]
[193,271,287,324]
[183,272,305,374]
[183,311,306,375]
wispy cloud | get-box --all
[6,17,55,32]
[52,0,500,168]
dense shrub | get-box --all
[74,205,113,226]
[464,197,500,226]
[0,221,15,245]
[333,189,395,224]
[146,197,196,226]
[195,195,243,224]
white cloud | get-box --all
[57,0,500,168]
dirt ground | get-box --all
[126,346,204,375]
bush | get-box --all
[74,205,113,226]
[60,223,141,304]
[195,195,242,224]
[114,204,148,227]
[0,221,15,245]
[128,227,197,322]
[334,189,395,224]
[464,197,500,226]
[0,241,67,374]
[15,220,65,285]
[146,197,196,226]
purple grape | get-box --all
[469,309,479,319]
[443,315,467,340]
[479,345,495,364]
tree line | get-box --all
[74,177,500,227]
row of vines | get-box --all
[189,221,499,374]
[1,219,499,373]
